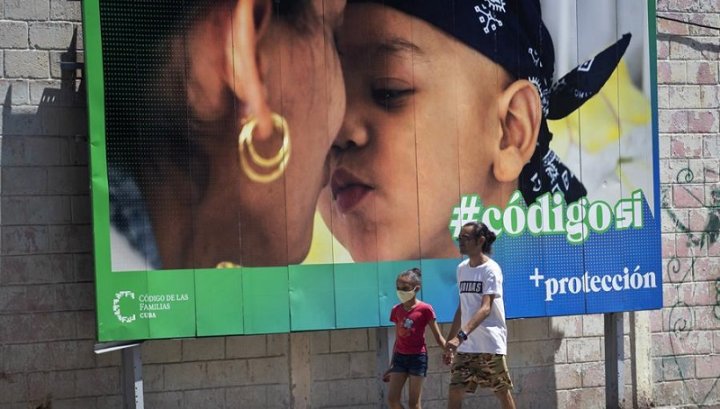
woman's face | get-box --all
[242,0,346,264]
[184,0,346,267]
[319,3,509,262]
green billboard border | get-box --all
[82,0,114,341]
[83,0,663,342]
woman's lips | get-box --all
[331,169,373,213]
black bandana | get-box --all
[348,0,631,204]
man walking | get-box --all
[445,222,516,409]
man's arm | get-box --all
[446,294,494,351]
[459,267,500,339]
[445,305,462,351]
[460,294,495,336]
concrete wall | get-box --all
[0,0,718,408]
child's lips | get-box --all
[331,169,373,213]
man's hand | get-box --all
[446,336,461,352]
[443,349,454,366]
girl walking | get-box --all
[384,268,446,409]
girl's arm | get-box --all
[429,318,446,349]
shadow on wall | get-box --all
[2,31,86,139]
[511,320,564,409]
[1,28,89,251]
[455,318,563,409]
[657,32,720,58]
[1,29,93,408]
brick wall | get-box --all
[652,0,720,408]
[1,0,718,408]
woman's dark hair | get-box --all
[274,0,317,30]
[100,0,313,190]
[398,268,422,286]
[463,221,497,254]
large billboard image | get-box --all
[84,0,662,341]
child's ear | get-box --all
[492,79,542,182]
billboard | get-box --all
[84,0,662,341]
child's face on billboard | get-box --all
[319,3,510,262]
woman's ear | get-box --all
[492,79,542,182]
[224,0,274,140]
[183,0,273,137]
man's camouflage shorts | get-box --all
[450,352,514,393]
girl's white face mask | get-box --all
[396,288,417,303]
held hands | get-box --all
[445,329,467,355]
[446,336,461,352]
[444,336,461,366]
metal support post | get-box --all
[604,312,624,409]
[376,327,392,409]
[121,344,144,409]
[94,341,144,409]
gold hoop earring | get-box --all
[216,261,240,269]
[238,113,291,183]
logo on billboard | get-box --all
[113,290,136,323]
[112,291,191,323]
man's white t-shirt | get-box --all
[456,258,508,355]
